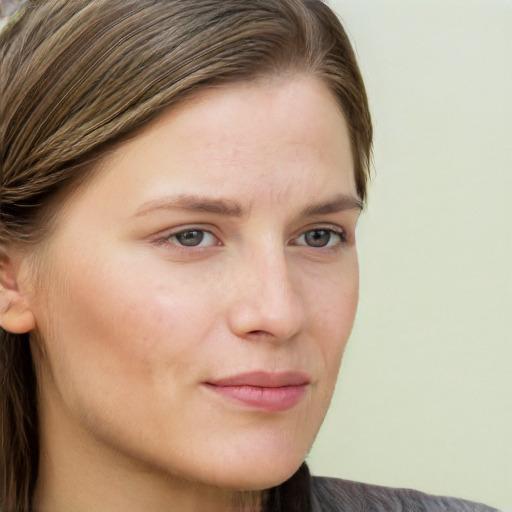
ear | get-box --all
[0,246,36,334]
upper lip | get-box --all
[206,371,311,388]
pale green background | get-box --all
[307,1,512,509]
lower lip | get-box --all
[205,384,308,412]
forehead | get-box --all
[55,76,356,228]
[109,77,352,184]
[156,76,348,152]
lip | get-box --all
[204,371,310,412]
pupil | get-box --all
[305,230,330,247]
[177,230,204,246]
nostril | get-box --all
[247,330,270,337]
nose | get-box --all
[227,248,304,342]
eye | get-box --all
[295,228,346,248]
[166,229,218,248]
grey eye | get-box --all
[294,228,346,249]
[174,230,205,247]
[304,229,332,247]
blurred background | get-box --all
[308,1,512,509]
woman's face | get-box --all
[29,77,360,492]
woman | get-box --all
[0,1,499,511]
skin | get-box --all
[1,76,360,512]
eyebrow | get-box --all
[300,194,364,216]
[132,192,362,219]
[133,194,245,218]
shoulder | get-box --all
[310,476,499,512]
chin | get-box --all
[197,445,308,492]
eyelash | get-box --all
[155,226,348,251]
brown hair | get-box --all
[0,1,372,510]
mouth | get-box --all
[204,371,311,412]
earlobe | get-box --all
[0,247,36,334]
[1,309,36,334]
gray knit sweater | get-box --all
[311,477,499,511]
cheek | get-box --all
[33,247,218,409]
[31,248,229,464]
[309,255,359,324]
[307,259,359,376]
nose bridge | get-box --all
[228,240,303,341]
